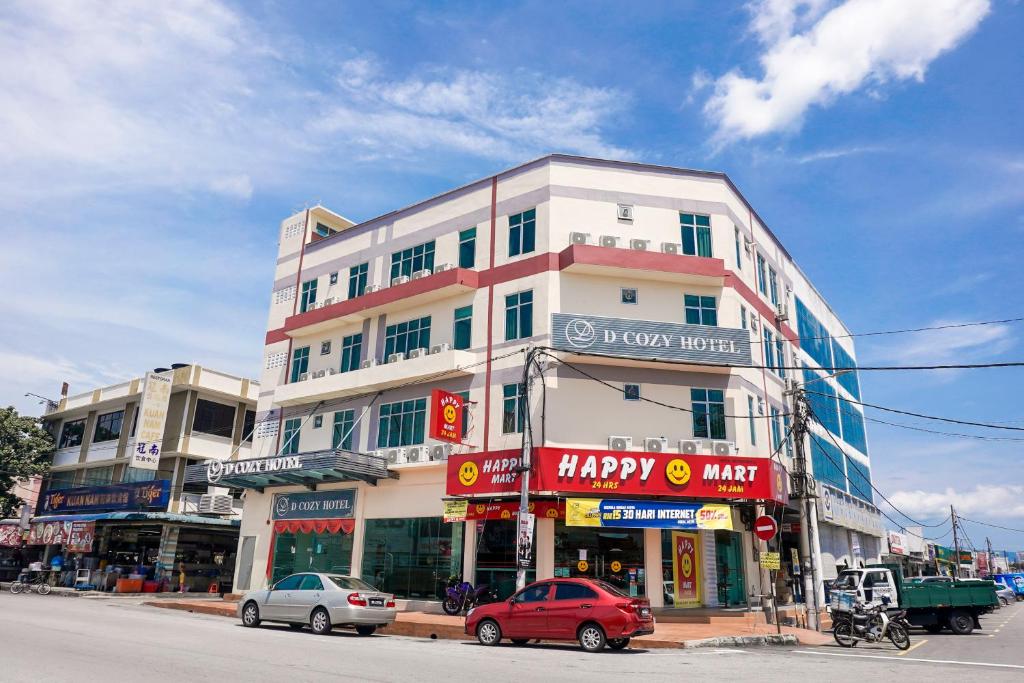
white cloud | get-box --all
[705,0,991,142]
[887,485,1024,519]
[794,145,883,163]
[861,320,1013,366]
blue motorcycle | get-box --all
[443,576,497,615]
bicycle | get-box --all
[10,571,52,595]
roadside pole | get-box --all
[516,347,538,591]
[787,388,821,631]
[951,505,962,579]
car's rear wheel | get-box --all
[511,638,530,646]
[310,607,332,635]
[476,619,501,646]
[608,638,630,650]
[241,602,261,627]
[948,610,974,635]
[578,623,607,653]
[356,625,376,636]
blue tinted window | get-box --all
[846,456,873,503]
[830,339,862,400]
[810,437,846,492]
[839,403,868,454]
[795,297,832,369]
[802,366,841,437]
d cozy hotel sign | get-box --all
[551,313,752,366]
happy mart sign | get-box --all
[551,313,752,365]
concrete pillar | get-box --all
[536,516,554,580]
[157,524,180,584]
[644,528,663,607]
[807,499,826,607]
[349,485,366,578]
[462,520,477,583]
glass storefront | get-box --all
[361,517,462,600]
[554,521,645,597]
[475,519,534,599]
[272,531,353,585]
[660,530,747,607]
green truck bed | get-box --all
[900,582,1000,609]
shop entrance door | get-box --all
[554,523,646,597]
[715,531,746,606]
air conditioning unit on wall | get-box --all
[412,269,432,280]
[430,444,452,461]
[679,439,702,454]
[608,435,632,451]
[629,239,649,251]
[391,275,410,286]
[709,440,737,456]
[364,284,381,294]
[407,348,427,359]
[661,242,679,254]
[644,437,667,453]
[430,343,450,355]
[386,448,407,465]
[405,446,427,463]
[361,358,378,369]
[387,352,405,364]
[599,235,619,248]
[570,232,590,245]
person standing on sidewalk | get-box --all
[178,562,187,593]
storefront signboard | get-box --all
[41,480,170,513]
[443,500,468,523]
[565,499,733,530]
[0,524,23,547]
[67,521,95,553]
[551,313,752,366]
[446,448,789,505]
[27,521,73,546]
[517,512,535,569]
[131,371,173,470]
[272,490,356,520]
[204,454,303,484]
[934,545,954,563]
[887,531,907,556]
[450,500,563,522]
[671,531,701,608]
[815,483,884,537]
[429,390,464,444]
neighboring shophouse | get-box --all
[197,155,883,608]
[23,365,258,591]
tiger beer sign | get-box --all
[429,390,464,444]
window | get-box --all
[768,266,779,305]
[300,278,317,313]
[93,410,124,443]
[299,574,325,591]
[770,407,782,453]
[320,341,331,355]
[679,213,712,257]
[459,228,476,268]
[83,466,114,486]
[384,317,431,358]
[390,241,435,280]
[502,383,526,434]
[329,271,338,285]
[49,470,77,490]
[514,583,551,603]
[377,399,427,447]
[734,227,743,269]
[554,583,597,600]
[348,263,368,299]
[274,574,303,591]
[456,391,470,438]
[623,384,641,401]
[748,396,757,445]
[756,253,767,295]
[504,290,533,341]
[313,415,323,429]
[691,389,725,439]
[282,417,302,455]
[333,410,355,450]
[776,339,786,378]
[314,222,335,238]
[59,419,86,449]
[193,399,236,437]
[453,305,473,350]
[290,346,310,382]
[361,517,462,600]
[763,329,775,370]
[340,333,362,373]
[508,209,536,257]
[242,410,256,442]
[684,294,717,326]
[740,305,748,330]
[621,287,637,304]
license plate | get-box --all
[369,598,385,607]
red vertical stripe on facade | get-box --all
[483,177,498,451]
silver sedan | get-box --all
[239,572,398,635]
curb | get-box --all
[681,634,799,648]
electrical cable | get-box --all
[860,414,1024,442]
[958,516,1024,535]
[805,390,1024,433]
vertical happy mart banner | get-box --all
[429,389,464,443]
[672,531,701,608]
[132,371,172,470]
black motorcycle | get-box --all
[833,601,911,650]
[442,576,498,616]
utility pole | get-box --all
[785,386,821,631]
[950,505,961,579]
[516,347,538,591]
[986,537,994,578]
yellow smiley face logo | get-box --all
[443,404,458,423]
[681,554,693,578]
[665,459,691,486]
[458,462,479,487]
[610,560,622,572]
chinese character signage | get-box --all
[42,481,170,513]
[429,390,464,443]
[566,499,733,530]
[132,371,172,470]
[672,531,701,608]
[551,313,752,366]
[272,489,356,520]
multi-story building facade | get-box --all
[208,155,883,609]
[26,365,258,591]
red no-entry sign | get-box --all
[754,515,778,542]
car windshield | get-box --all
[592,580,631,599]
[327,575,378,592]
[834,572,860,589]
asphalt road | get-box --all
[0,593,1021,682]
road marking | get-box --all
[896,639,927,656]
[793,650,1024,670]
[994,629,1000,633]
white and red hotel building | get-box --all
[190,155,884,608]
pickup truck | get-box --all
[829,563,998,635]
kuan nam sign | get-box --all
[550,313,752,366]
[132,371,172,471]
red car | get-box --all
[465,578,655,652]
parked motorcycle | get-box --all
[442,576,498,616]
[833,601,911,650]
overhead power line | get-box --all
[958,516,1024,535]
[816,317,1024,342]
[861,415,1024,442]
[807,390,1024,432]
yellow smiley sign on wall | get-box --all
[577,560,589,572]
[665,458,691,486]
[610,560,622,572]
[458,461,479,486]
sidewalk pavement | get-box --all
[144,599,831,648]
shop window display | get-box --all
[361,517,462,600]
[475,519,535,599]
[272,530,353,585]
[554,521,645,597]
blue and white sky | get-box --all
[2,1,1022,550]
